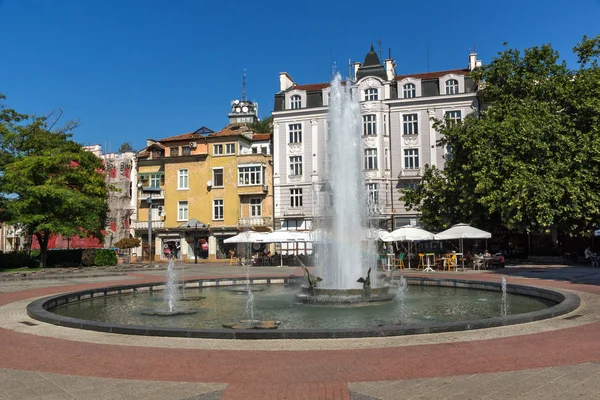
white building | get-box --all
[272,45,481,232]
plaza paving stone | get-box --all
[1,263,600,399]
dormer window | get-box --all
[445,79,459,95]
[170,147,179,156]
[151,149,163,159]
[290,95,302,109]
[403,83,416,99]
[364,88,378,101]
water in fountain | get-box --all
[396,275,409,321]
[315,73,372,290]
[501,277,509,317]
[164,258,180,312]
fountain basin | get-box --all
[141,309,198,317]
[297,285,395,305]
[26,276,580,339]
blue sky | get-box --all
[1,0,599,152]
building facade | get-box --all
[272,46,481,232]
[135,121,273,262]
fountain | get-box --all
[141,258,197,316]
[297,73,394,304]
[501,277,509,317]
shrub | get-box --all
[114,237,141,250]
[94,249,117,266]
[0,252,38,270]
[46,249,83,267]
[82,249,97,267]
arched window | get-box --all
[290,95,301,109]
[403,83,416,98]
[445,79,459,95]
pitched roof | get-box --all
[395,68,470,81]
[292,82,331,91]
[253,133,271,141]
[208,123,254,138]
[137,142,165,158]
[159,131,206,143]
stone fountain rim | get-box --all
[26,276,580,340]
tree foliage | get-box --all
[248,115,273,133]
[0,96,109,267]
[118,142,134,153]
[402,35,600,236]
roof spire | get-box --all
[370,42,374,52]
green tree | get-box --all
[0,99,109,268]
[118,142,134,153]
[248,115,273,133]
[402,35,600,236]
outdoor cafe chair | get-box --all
[394,253,405,270]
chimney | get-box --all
[279,72,294,92]
[384,59,396,81]
[353,62,361,80]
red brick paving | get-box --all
[2,269,600,400]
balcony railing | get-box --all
[138,189,165,200]
[284,207,305,216]
[132,221,165,230]
[238,216,273,227]
[399,168,422,178]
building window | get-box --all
[178,201,188,221]
[445,110,462,124]
[289,156,303,176]
[403,181,418,190]
[212,168,223,187]
[363,114,377,136]
[289,123,302,143]
[250,198,262,216]
[404,149,420,169]
[181,146,191,156]
[238,166,262,186]
[213,199,224,220]
[149,174,161,188]
[213,144,223,155]
[445,79,459,95]
[403,83,416,98]
[364,149,378,170]
[383,114,387,136]
[403,114,418,135]
[364,88,378,101]
[178,169,188,189]
[290,188,303,207]
[170,147,179,156]
[366,183,379,205]
[384,148,389,170]
[290,95,301,109]
[225,143,235,154]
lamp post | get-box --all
[137,182,161,267]
[191,223,201,264]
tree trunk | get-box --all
[35,231,49,269]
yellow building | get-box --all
[135,125,273,261]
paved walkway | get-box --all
[2,263,600,399]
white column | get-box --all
[180,236,188,259]
[208,235,217,260]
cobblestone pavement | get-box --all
[1,263,600,399]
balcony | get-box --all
[238,185,268,196]
[398,168,422,178]
[238,216,273,227]
[132,221,165,230]
[283,207,305,216]
[138,189,165,200]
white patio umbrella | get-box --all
[223,231,267,244]
[260,230,308,266]
[434,223,491,254]
[381,225,435,269]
